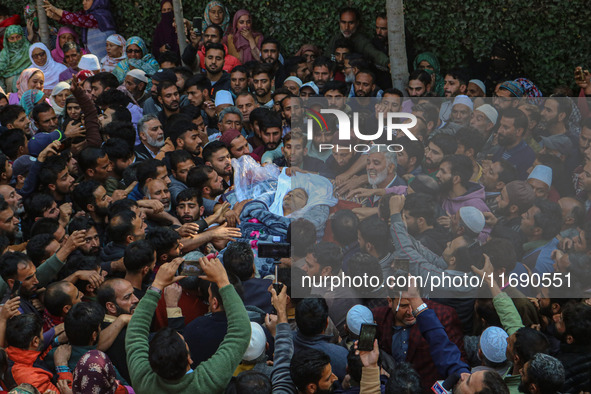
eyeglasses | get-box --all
[126,48,142,54]
[32,52,46,60]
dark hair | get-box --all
[186,165,214,190]
[513,327,550,363]
[382,87,405,97]
[24,193,55,221]
[184,74,210,91]
[289,219,317,258]
[95,89,131,109]
[482,238,517,272]
[168,118,197,148]
[29,217,59,238]
[251,63,274,80]
[322,80,348,96]
[225,371,271,394]
[385,362,422,394]
[249,107,270,126]
[500,107,529,133]
[397,137,425,167]
[38,154,68,192]
[31,102,53,123]
[456,127,485,156]
[452,236,484,272]
[44,281,75,317]
[261,36,281,53]
[306,242,343,273]
[223,242,255,281]
[101,121,136,148]
[61,254,100,294]
[408,69,432,87]
[159,50,181,66]
[356,68,376,85]
[146,226,180,259]
[136,159,165,189]
[170,149,194,172]
[259,111,282,133]
[204,24,224,38]
[26,233,55,266]
[157,80,178,97]
[272,87,292,101]
[496,159,519,185]
[531,198,562,240]
[347,253,384,298]
[149,327,189,380]
[430,134,458,155]
[440,154,474,188]
[403,193,437,226]
[176,187,203,207]
[338,6,360,21]
[331,210,359,246]
[102,137,133,163]
[6,314,43,349]
[295,298,329,336]
[89,72,119,90]
[96,278,120,311]
[0,128,26,160]
[71,180,102,212]
[412,102,439,127]
[312,56,334,73]
[548,94,573,121]
[525,353,565,394]
[334,38,353,52]
[358,216,394,256]
[202,140,228,163]
[290,348,331,391]
[204,42,225,55]
[562,302,591,346]
[78,147,107,173]
[124,239,156,274]
[107,199,138,219]
[107,210,137,244]
[445,68,469,87]
[0,105,25,127]
[479,370,509,394]
[64,302,105,346]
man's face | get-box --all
[80,226,100,255]
[443,75,464,97]
[202,27,221,45]
[469,110,494,135]
[176,197,203,224]
[494,187,511,216]
[578,162,591,192]
[253,73,272,99]
[481,161,503,192]
[451,104,472,126]
[231,71,248,96]
[10,111,30,132]
[230,135,250,158]
[236,95,257,122]
[0,186,23,214]
[186,85,206,107]
[91,155,113,182]
[90,82,105,101]
[313,66,332,90]
[579,127,591,154]
[113,280,140,315]
[332,146,354,168]
[43,201,60,220]
[436,162,454,194]
[0,207,19,237]
[520,205,540,238]
[312,131,334,150]
[16,260,39,298]
[315,364,338,393]
[273,94,288,113]
[124,76,145,99]
[497,116,521,148]
[366,152,392,186]
[206,169,225,196]
[295,62,311,82]
[518,361,533,394]
[261,127,282,150]
[527,178,549,199]
[389,297,416,326]
[172,159,195,184]
[36,109,59,133]
[375,16,387,41]
[453,371,486,394]
[354,73,375,97]
[131,214,147,241]
[334,47,350,67]
[493,88,513,110]
[204,49,225,75]
[158,85,180,112]
[466,82,485,98]
[339,11,358,38]
[98,107,116,128]
[325,89,346,110]
[65,282,83,307]
[207,148,232,177]
[141,119,165,148]
[302,253,322,276]
[283,80,300,96]
[402,210,419,235]
[540,99,560,124]
[442,235,468,265]
[219,113,242,133]
[425,142,444,170]
[407,79,427,97]
[381,94,402,113]
[147,179,171,211]
[261,43,279,65]
[282,137,305,166]
[282,97,303,125]
[54,167,75,196]
[178,129,202,155]
[63,49,81,69]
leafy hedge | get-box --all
[9,0,591,93]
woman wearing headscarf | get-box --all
[28,43,67,91]
[42,0,117,59]
[50,26,87,64]
[413,52,444,96]
[20,89,46,117]
[202,1,230,33]
[151,0,180,59]
[101,34,126,72]
[112,37,159,83]
[224,9,263,64]
[0,25,31,93]
[7,68,44,105]
[49,82,71,119]
[73,350,131,394]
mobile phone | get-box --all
[258,242,290,259]
[179,260,203,276]
[272,282,284,295]
[193,17,203,35]
[357,323,377,351]
[57,138,73,152]
[10,281,21,299]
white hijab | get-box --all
[49,82,71,116]
[29,43,67,90]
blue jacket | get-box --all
[292,331,349,381]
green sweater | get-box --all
[125,285,251,394]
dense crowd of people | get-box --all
[0,0,589,393]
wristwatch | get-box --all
[412,303,428,317]
[148,285,163,296]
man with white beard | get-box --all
[364,146,406,207]
[135,115,165,161]
[143,179,172,213]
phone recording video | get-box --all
[357,323,377,351]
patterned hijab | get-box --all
[0,25,31,78]
[21,89,45,116]
[73,350,119,394]
[203,1,230,33]
[16,68,44,98]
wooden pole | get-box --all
[386,0,409,92]
[172,0,188,56]
[36,0,51,48]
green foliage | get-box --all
[9,0,591,92]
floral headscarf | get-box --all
[101,34,126,72]
[16,68,44,98]
[21,89,45,116]
[203,1,230,33]
[73,350,119,394]
[112,36,159,82]
[0,25,31,79]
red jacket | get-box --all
[6,346,72,393]
[199,44,242,73]
[373,299,466,390]
[0,15,21,51]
